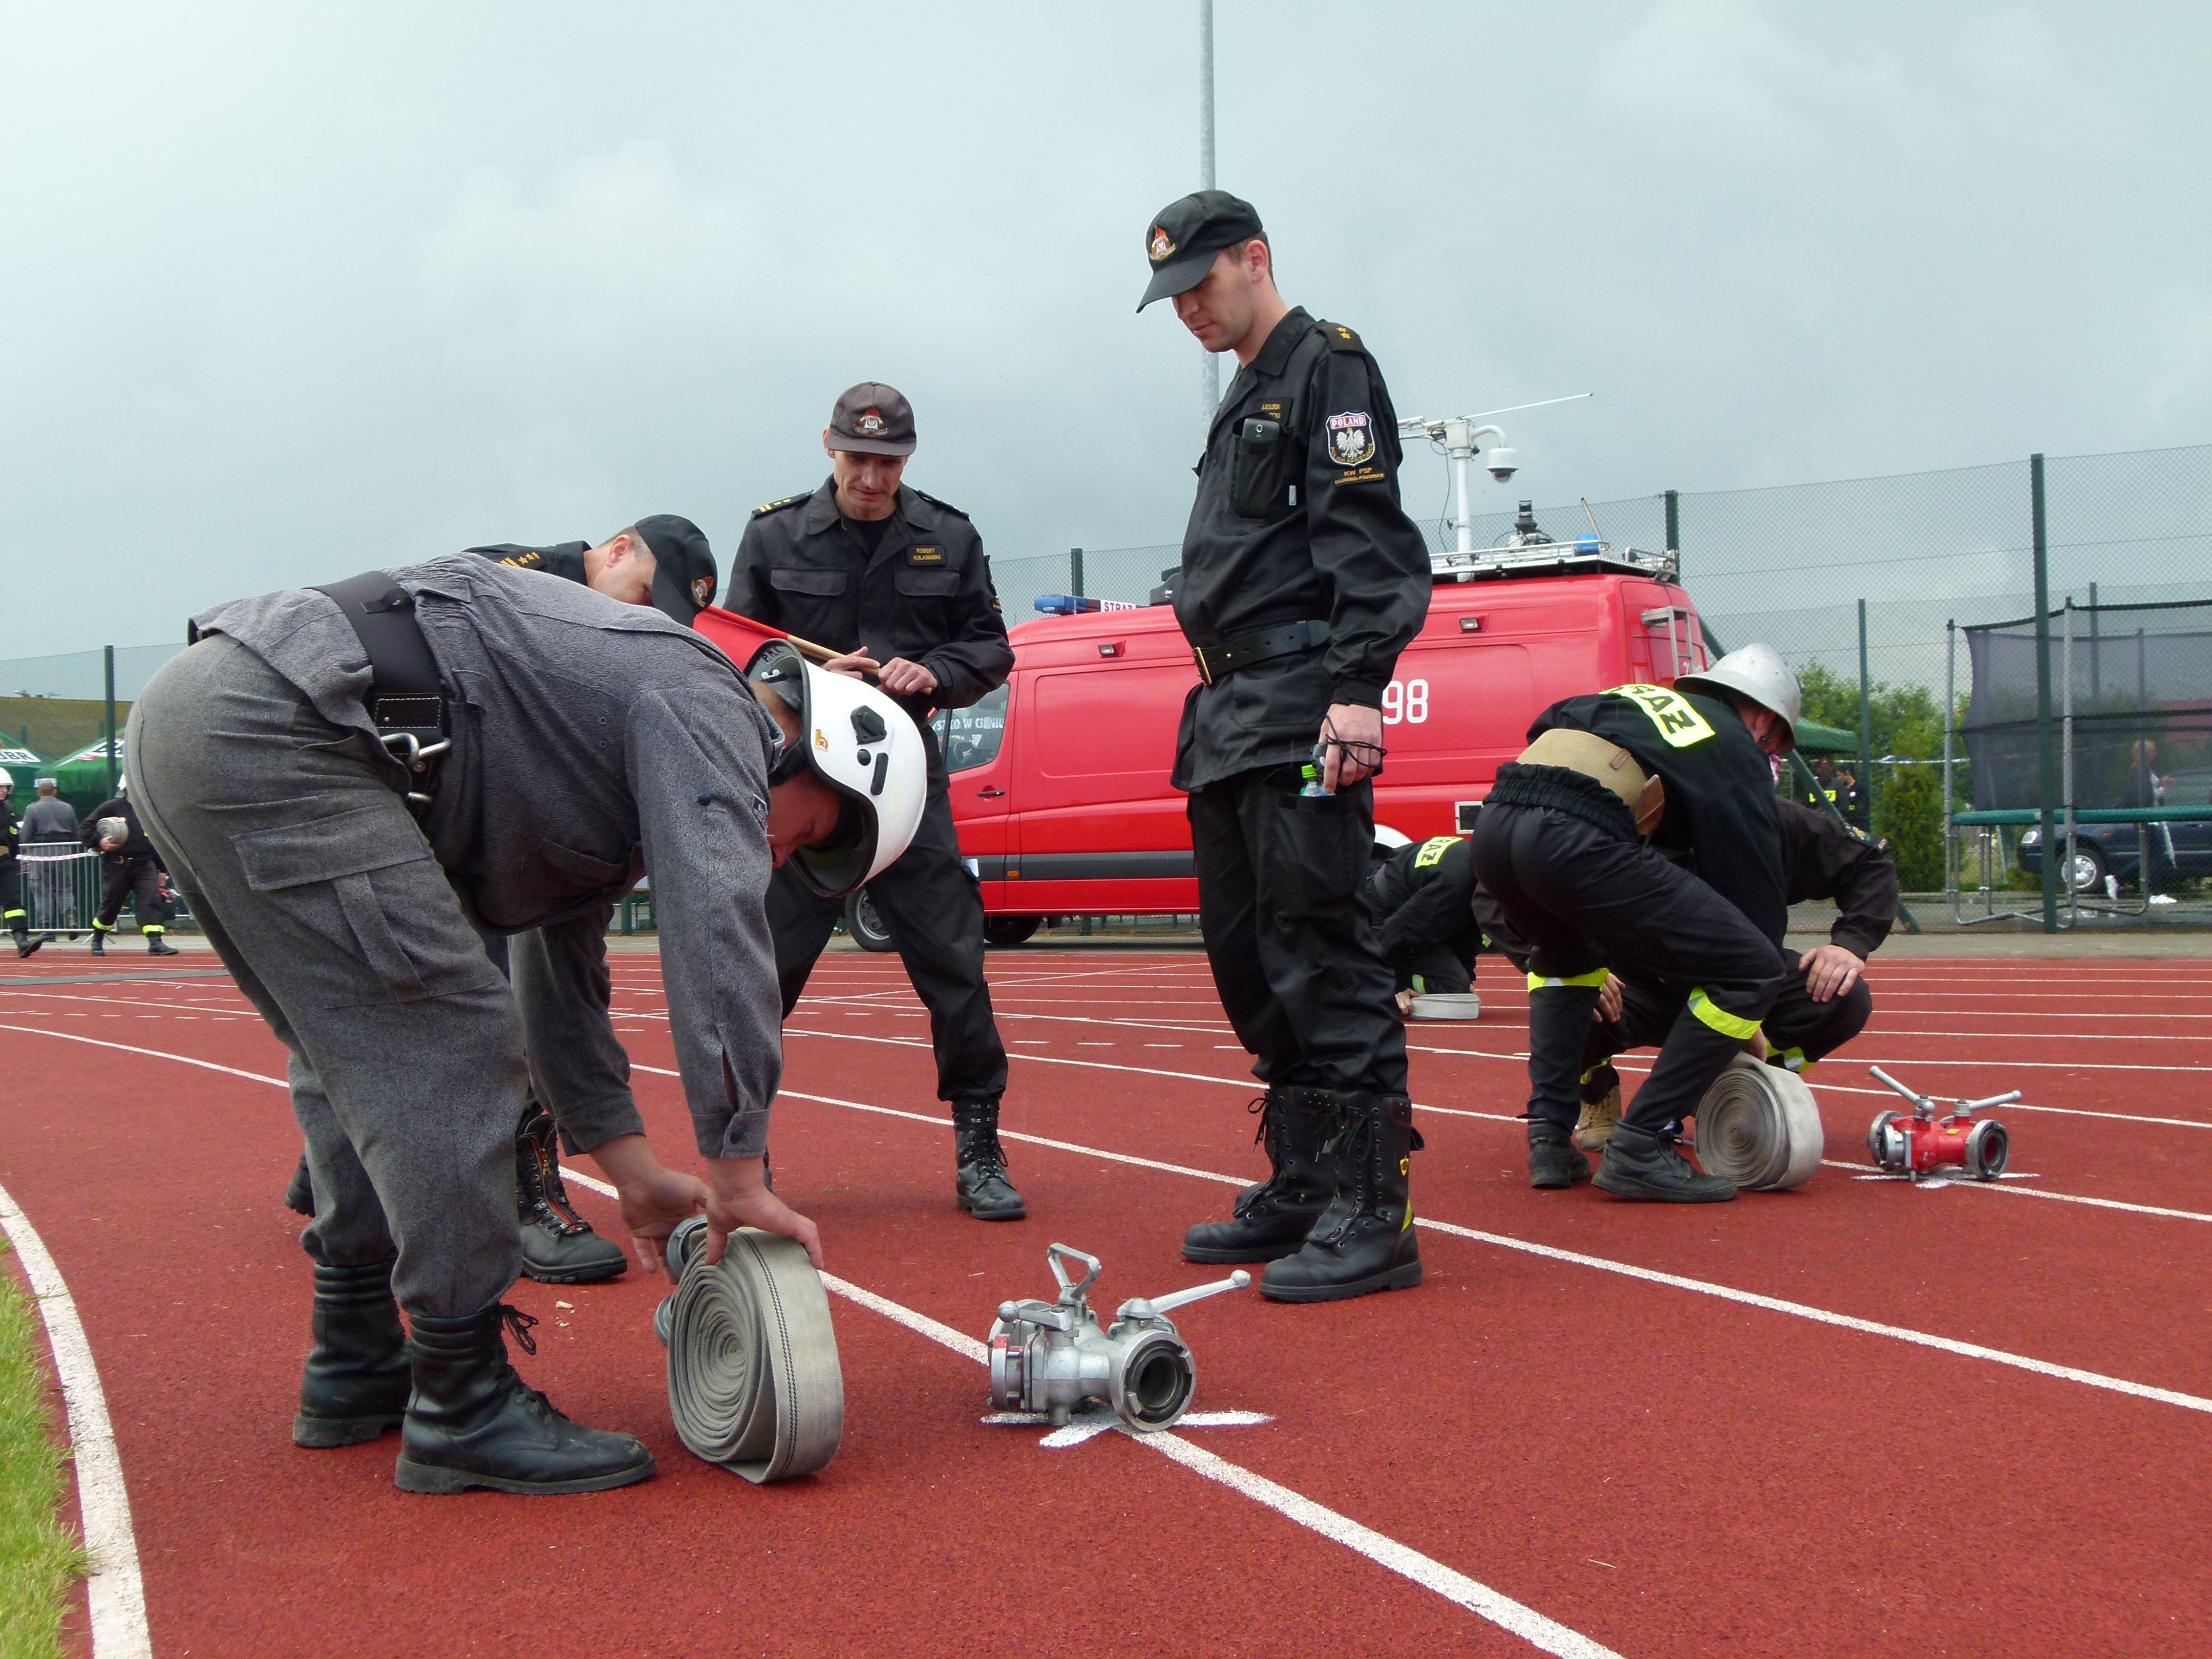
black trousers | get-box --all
[1189,766,1407,1096]
[768,788,1008,1104]
[1586,967,1873,1083]
[1,862,23,933]
[1470,803,1785,1136]
[95,854,167,933]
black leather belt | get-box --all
[1192,619,1330,687]
[309,572,451,812]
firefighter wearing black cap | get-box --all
[725,382,1026,1222]
[280,515,719,1285]
[1470,644,1803,1201]
[1,778,40,958]
[81,783,176,956]
[1139,190,1433,1301]
[1573,795,1899,1148]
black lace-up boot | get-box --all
[1259,1094,1424,1303]
[1183,1088,1339,1264]
[1594,1121,1737,1203]
[952,1097,1026,1220]
[1527,1122,1594,1189]
[517,1104,627,1284]
[292,1259,412,1448]
[393,1302,656,1495]
[283,1153,315,1217]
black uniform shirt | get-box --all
[1527,686,1787,947]
[79,797,160,865]
[1173,308,1432,790]
[725,479,1013,790]
[1777,799,1898,959]
[1370,835,1479,963]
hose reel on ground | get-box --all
[1690,1054,1824,1190]
[653,1216,844,1483]
[987,1244,1248,1431]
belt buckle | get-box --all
[1194,648,1216,688]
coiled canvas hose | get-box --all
[1693,1055,1824,1191]
[657,1218,843,1483]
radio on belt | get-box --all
[988,1244,1248,1431]
[1865,1065,2015,1182]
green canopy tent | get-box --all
[50,737,123,819]
[0,744,49,795]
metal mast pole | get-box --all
[1198,0,1219,433]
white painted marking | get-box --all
[0,1179,153,1659]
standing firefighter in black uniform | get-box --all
[279,516,722,1286]
[1574,794,1899,1147]
[81,782,177,955]
[726,383,1025,1222]
[1470,644,1803,1201]
[1,778,41,958]
[1140,190,1433,1302]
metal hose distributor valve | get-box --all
[986,1243,1250,1431]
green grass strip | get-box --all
[0,1238,89,1659]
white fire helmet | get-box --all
[745,640,927,897]
[1675,643,1802,753]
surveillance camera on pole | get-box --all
[1396,392,1587,556]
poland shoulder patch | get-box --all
[1326,410,1376,467]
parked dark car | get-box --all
[2015,767,2212,892]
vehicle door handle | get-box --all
[975,786,1006,798]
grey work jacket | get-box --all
[190,555,785,1161]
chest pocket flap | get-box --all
[769,567,848,596]
[892,568,961,598]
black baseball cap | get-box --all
[633,514,718,624]
[825,382,917,457]
[1137,189,1264,310]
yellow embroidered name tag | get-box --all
[1605,684,1714,748]
[908,546,945,565]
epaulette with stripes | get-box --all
[751,494,809,518]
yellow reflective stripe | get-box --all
[1605,683,1715,748]
[1527,969,1610,991]
[1688,987,1759,1040]
[1412,836,1457,870]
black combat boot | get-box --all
[1259,1094,1425,1303]
[12,934,39,959]
[89,929,105,956]
[293,1259,412,1448]
[283,1154,315,1217]
[516,1105,627,1284]
[1183,1088,1338,1264]
[1527,1126,1593,1189]
[393,1302,656,1495]
[952,1097,1026,1220]
[146,931,178,956]
[1594,1121,1737,1203]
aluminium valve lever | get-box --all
[987,1243,1249,1432]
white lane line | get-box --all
[0,1179,153,1659]
[1816,1160,2212,1223]
[560,1158,1619,1659]
[0,1024,289,1087]
[654,1076,2212,1421]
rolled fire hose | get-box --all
[655,1217,844,1483]
[1408,992,1482,1020]
[1692,1054,1824,1190]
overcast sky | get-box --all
[3,2,2207,659]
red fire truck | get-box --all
[890,537,1710,947]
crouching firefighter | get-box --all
[1470,644,1802,1201]
[1364,831,1484,1007]
[1574,793,1899,1147]
[130,554,922,1495]
[280,516,724,1284]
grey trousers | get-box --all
[129,636,527,1316]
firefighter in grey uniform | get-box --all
[726,382,1025,1222]
[280,517,722,1286]
[128,555,916,1496]
[1140,190,1433,1303]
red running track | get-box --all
[2,941,2209,1657]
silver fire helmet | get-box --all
[1676,643,1802,752]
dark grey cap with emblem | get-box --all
[825,382,917,457]
[1137,189,1264,311]
[633,514,718,624]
